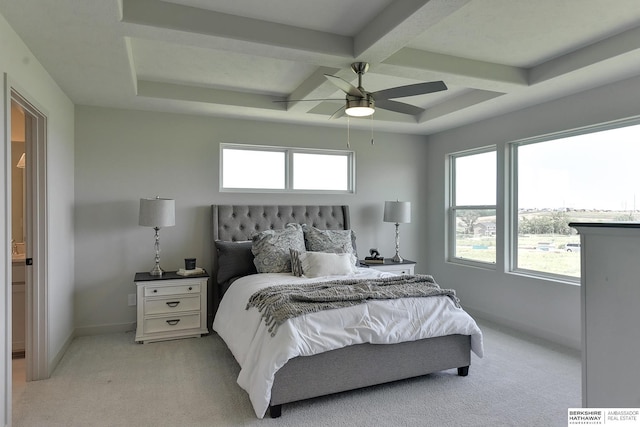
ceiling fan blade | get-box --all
[329,105,346,119]
[373,81,447,100]
[325,74,365,98]
[273,98,343,103]
[376,99,424,116]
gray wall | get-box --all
[74,106,429,333]
[424,73,640,350]
[1,11,75,424]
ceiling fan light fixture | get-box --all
[345,98,374,117]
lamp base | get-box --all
[149,265,164,276]
[392,222,403,263]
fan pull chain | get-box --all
[370,114,374,145]
[347,116,351,148]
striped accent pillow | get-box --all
[290,248,304,277]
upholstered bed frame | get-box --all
[211,205,471,418]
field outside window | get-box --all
[450,149,497,265]
[514,122,640,279]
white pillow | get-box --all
[299,251,357,278]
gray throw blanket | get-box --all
[246,274,460,336]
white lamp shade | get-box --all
[139,198,175,228]
[383,201,411,224]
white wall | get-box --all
[0,11,75,426]
[73,106,429,333]
[424,74,640,350]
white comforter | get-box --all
[212,268,484,418]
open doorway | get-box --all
[10,100,27,390]
[10,89,48,390]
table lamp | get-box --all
[139,196,175,276]
[383,200,411,263]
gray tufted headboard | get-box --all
[210,205,351,314]
[212,205,350,241]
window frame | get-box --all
[447,146,498,269]
[220,143,355,194]
[508,117,640,284]
[509,138,581,283]
[446,117,640,285]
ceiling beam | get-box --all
[121,0,353,62]
[354,0,471,62]
[137,80,283,111]
[531,24,640,85]
[418,89,504,122]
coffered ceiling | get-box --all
[2,0,640,134]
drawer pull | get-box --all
[153,289,158,293]
[188,287,193,291]
[166,319,181,326]
[166,301,180,308]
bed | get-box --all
[211,205,483,418]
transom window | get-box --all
[221,144,355,193]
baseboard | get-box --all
[48,329,75,378]
[465,307,581,352]
[74,322,136,337]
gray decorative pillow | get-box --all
[303,225,357,262]
[252,223,305,273]
[215,240,256,284]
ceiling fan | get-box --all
[284,62,448,118]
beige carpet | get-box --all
[12,320,580,426]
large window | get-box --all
[447,119,640,282]
[512,121,640,279]
[221,144,355,193]
[449,148,497,265]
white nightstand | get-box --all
[134,271,209,344]
[361,259,416,275]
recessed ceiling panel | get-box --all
[131,38,316,95]
[2,0,640,134]
[409,0,640,67]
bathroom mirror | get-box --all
[11,100,26,249]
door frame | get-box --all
[10,87,48,382]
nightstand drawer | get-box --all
[379,265,414,275]
[361,259,416,275]
[143,313,201,334]
[144,296,200,315]
[144,283,200,297]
